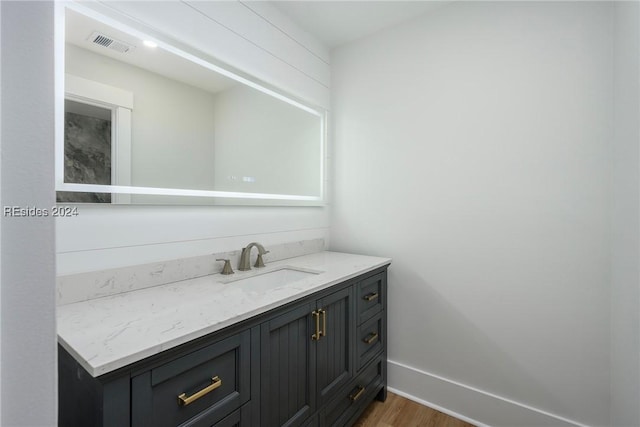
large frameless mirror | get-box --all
[56,5,325,206]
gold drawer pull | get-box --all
[363,332,379,345]
[177,376,222,406]
[319,308,327,338]
[349,385,366,402]
[312,310,321,340]
[363,292,379,302]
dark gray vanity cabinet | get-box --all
[321,272,387,426]
[260,302,317,426]
[260,286,354,426]
[131,331,252,427]
[58,265,388,427]
[315,287,354,406]
[58,327,258,427]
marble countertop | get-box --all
[57,251,391,377]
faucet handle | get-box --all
[216,258,234,275]
[254,251,270,268]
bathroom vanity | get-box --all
[55,3,387,426]
[58,251,390,427]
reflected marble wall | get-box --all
[57,111,111,203]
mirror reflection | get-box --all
[58,99,113,203]
[58,8,324,205]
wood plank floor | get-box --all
[353,392,475,427]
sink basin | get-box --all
[221,267,321,292]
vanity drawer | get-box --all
[357,272,385,324]
[321,358,383,427]
[213,408,241,427]
[131,330,251,427]
[212,402,252,427]
[356,312,384,371]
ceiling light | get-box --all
[143,40,158,48]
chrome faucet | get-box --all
[238,242,269,271]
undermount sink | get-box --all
[221,267,322,291]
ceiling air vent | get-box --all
[88,32,135,53]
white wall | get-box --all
[0,1,3,420]
[57,1,331,275]
[331,2,613,426]
[1,2,57,426]
[611,2,640,426]
[1,2,3,421]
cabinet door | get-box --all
[315,287,353,407]
[261,303,316,427]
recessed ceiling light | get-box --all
[143,40,158,48]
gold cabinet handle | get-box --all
[312,310,321,340]
[177,376,222,406]
[349,385,366,402]
[319,308,327,338]
[363,332,379,344]
[363,292,379,302]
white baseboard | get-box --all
[387,360,590,427]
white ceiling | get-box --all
[270,1,450,49]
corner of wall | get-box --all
[0,1,3,421]
[1,1,57,425]
[611,1,640,426]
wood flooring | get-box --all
[353,392,475,427]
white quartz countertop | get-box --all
[57,251,391,377]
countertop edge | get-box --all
[59,252,391,377]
